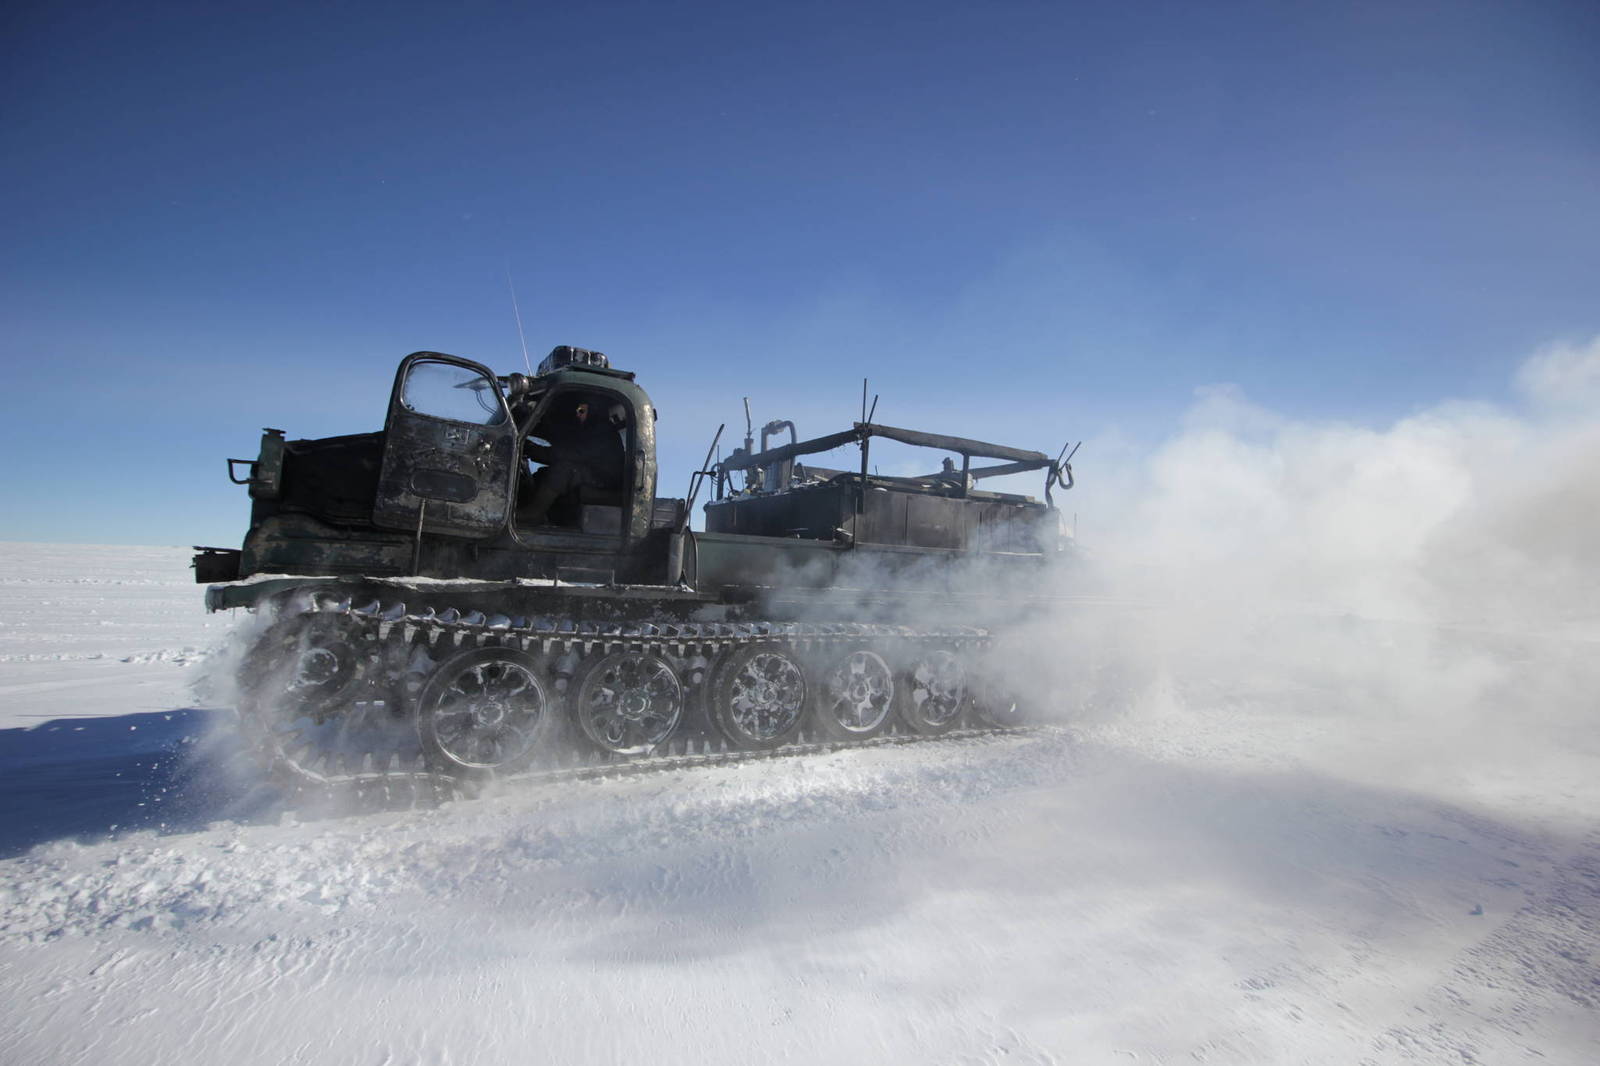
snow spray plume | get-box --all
[990,336,1600,813]
[199,601,410,820]
[182,607,297,820]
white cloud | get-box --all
[1515,335,1600,412]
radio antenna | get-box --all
[505,260,533,374]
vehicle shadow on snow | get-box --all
[0,709,282,858]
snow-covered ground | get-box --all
[0,544,230,729]
[1,542,1596,1064]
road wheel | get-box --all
[813,647,896,740]
[709,645,808,749]
[897,648,970,735]
[570,650,685,756]
[416,647,554,776]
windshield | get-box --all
[400,360,508,426]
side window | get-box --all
[400,360,508,426]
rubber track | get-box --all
[255,595,1000,796]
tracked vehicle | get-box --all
[196,347,1075,785]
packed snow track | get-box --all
[2,544,1597,1065]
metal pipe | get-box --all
[411,499,427,574]
[857,422,1049,464]
[667,531,685,585]
[718,427,863,471]
[760,419,797,453]
[857,434,870,525]
[684,423,726,522]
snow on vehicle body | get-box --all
[196,347,1076,784]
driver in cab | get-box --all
[519,396,625,527]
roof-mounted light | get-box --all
[537,345,610,375]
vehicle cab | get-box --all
[373,347,660,548]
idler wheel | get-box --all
[416,647,554,776]
[242,612,371,724]
[236,611,410,783]
[570,650,685,756]
[709,645,808,750]
[897,648,970,735]
[813,648,896,740]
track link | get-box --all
[239,595,1003,797]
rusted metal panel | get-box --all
[372,353,516,539]
[693,531,848,593]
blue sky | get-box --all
[3,0,1597,545]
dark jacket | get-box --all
[532,403,625,486]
